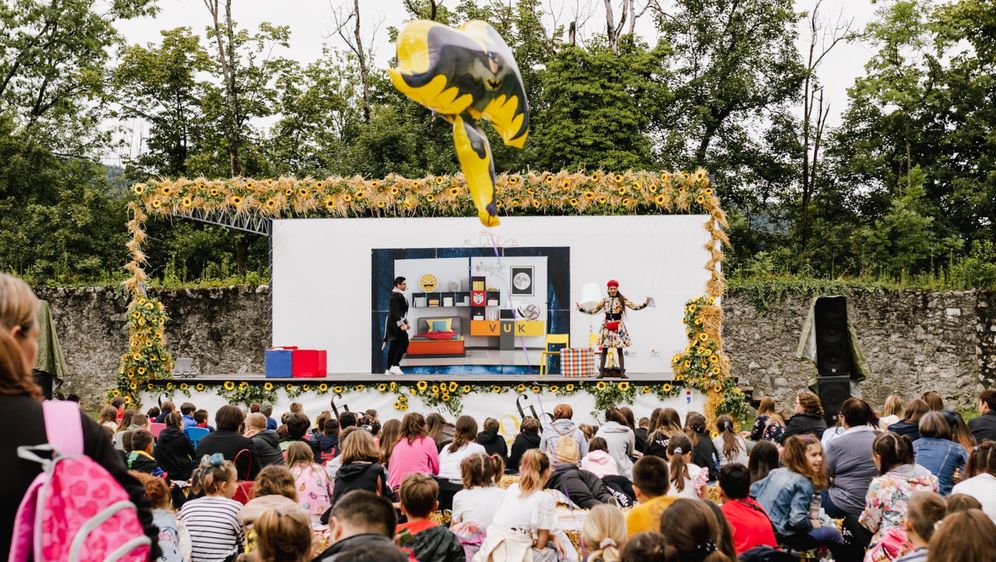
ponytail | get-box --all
[518,449,550,496]
[667,433,693,493]
[166,411,184,429]
[716,415,742,460]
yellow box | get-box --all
[470,320,500,336]
[514,320,545,337]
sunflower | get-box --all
[354,190,365,199]
[343,194,353,202]
[618,382,630,391]
[655,195,667,205]
[182,197,193,207]
[713,383,723,392]
[441,394,451,402]
[672,355,682,365]
[263,382,274,391]
[699,333,708,342]
[565,384,575,392]
[409,388,417,396]
[417,381,428,391]
[315,181,325,190]
[549,385,559,393]
[616,187,626,195]
[137,367,146,375]
[393,401,402,410]
[426,194,435,203]
[355,384,366,391]
[449,188,459,196]
[265,199,276,209]
[151,200,162,209]
[389,382,398,391]
[642,386,653,394]
[596,195,607,204]
[696,195,705,204]
[223,381,235,390]
[133,184,145,195]
[376,201,385,209]
[683,360,691,368]
[390,185,400,195]
[435,176,446,185]
[334,385,345,394]
[709,354,719,364]
[325,198,335,209]
[160,185,173,196]
[569,198,579,206]
[130,382,138,390]
[318,383,329,392]
[516,384,526,393]
[492,385,502,393]
[710,366,721,375]
[448,381,458,392]
[377,383,387,392]
[180,383,189,391]
[531,385,541,393]
[210,188,221,196]
[195,383,205,391]
[675,374,685,381]
[238,381,249,390]
[461,385,471,393]
[662,383,672,392]
[508,176,520,185]
[111,389,121,396]
[302,384,311,392]
[286,384,294,391]
[544,175,555,185]
[596,381,607,391]
[583,190,595,200]
[399,403,408,411]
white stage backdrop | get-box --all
[272,215,713,374]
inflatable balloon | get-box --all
[389,19,529,227]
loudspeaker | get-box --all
[814,296,853,377]
[817,375,851,424]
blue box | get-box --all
[265,348,294,378]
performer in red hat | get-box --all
[576,280,649,378]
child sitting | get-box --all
[717,463,777,555]
[131,471,191,562]
[582,504,626,562]
[892,492,946,562]
[180,454,244,561]
[666,433,707,499]
[626,455,676,536]
[128,429,165,477]
[580,436,619,478]
[394,473,464,562]
[249,508,313,562]
[620,532,668,562]
[194,409,214,431]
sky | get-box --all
[111,0,883,162]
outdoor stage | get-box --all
[175,372,677,384]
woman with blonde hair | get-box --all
[749,396,786,442]
[582,504,626,562]
[378,418,401,466]
[181,454,244,560]
[0,273,159,557]
[286,441,333,521]
[879,395,904,429]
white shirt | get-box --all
[452,486,507,527]
[437,442,486,481]
[821,425,847,449]
[951,473,996,524]
[489,484,558,532]
[673,462,705,499]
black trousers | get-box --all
[386,332,409,368]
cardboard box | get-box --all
[265,347,295,378]
[291,349,327,378]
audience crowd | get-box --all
[3,272,996,562]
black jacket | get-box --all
[194,429,261,480]
[0,395,161,558]
[691,433,721,481]
[312,533,397,562]
[546,465,615,509]
[477,429,508,462]
[782,412,829,443]
[332,462,395,506]
[644,431,671,460]
[968,410,996,443]
[251,430,285,467]
[154,425,196,481]
[888,420,921,442]
[408,524,465,562]
[635,428,648,453]
[508,431,541,473]
[385,291,409,340]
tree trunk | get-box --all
[204,0,242,176]
[353,0,370,122]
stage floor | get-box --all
[174,372,676,384]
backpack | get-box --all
[8,400,152,562]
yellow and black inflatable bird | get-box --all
[389,20,530,227]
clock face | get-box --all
[471,292,485,305]
[419,274,438,292]
[513,272,532,291]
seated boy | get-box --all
[718,463,777,555]
[313,490,401,561]
[626,455,677,536]
[893,492,946,562]
[395,473,465,562]
[127,430,165,478]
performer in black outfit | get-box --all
[384,276,410,375]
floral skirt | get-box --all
[598,322,631,348]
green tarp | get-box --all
[796,295,870,382]
[34,300,68,387]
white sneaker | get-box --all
[390,366,404,375]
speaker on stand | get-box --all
[813,296,854,424]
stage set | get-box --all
[115,171,746,426]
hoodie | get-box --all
[476,429,508,462]
[508,431,541,473]
[396,520,465,562]
[317,434,340,461]
[154,425,196,481]
[580,450,619,478]
[595,421,636,479]
[540,419,589,458]
[251,430,284,467]
[311,533,397,562]
[332,462,395,505]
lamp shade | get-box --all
[579,283,602,310]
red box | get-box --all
[291,349,327,378]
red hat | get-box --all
[607,280,619,288]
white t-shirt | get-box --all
[951,473,996,524]
[489,484,558,532]
[452,486,507,527]
[673,463,705,499]
[437,442,486,481]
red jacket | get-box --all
[721,498,778,555]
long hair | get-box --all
[667,433,693,493]
[927,509,996,562]
[901,399,929,425]
[191,454,236,495]
[379,419,402,464]
[448,415,478,453]
[461,453,504,489]
[715,415,742,460]
[685,412,707,446]
[518,449,551,496]
[340,427,380,464]
[0,273,41,399]
[756,397,784,424]
[651,408,682,439]
[782,435,828,489]
[400,412,426,444]
[658,499,733,562]
[582,504,625,562]
[882,395,904,417]
[285,441,315,468]
[966,440,996,479]
[254,509,313,562]
[748,440,779,483]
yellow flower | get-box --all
[286,384,294,391]
[710,366,721,375]
[399,403,408,411]
[642,386,652,394]
[696,195,705,204]
[549,385,559,393]
[182,197,193,207]
[130,382,137,390]
[390,382,398,391]
[376,200,385,209]
[531,385,541,394]
[704,188,713,195]
[325,198,335,208]
[662,383,672,392]
[544,175,555,185]
[683,360,691,368]
[655,195,666,205]
[618,382,630,391]
[150,354,158,362]
[223,381,235,390]
[265,199,276,209]
[137,367,146,375]
[449,188,459,196]
[448,381,458,392]
[709,355,719,364]
[315,181,325,189]
[195,384,205,391]
[613,173,624,183]
[377,384,387,392]
[672,355,682,364]
[318,383,329,392]
[264,382,273,391]
[160,185,173,196]
[565,384,575,392]
[435,176,445,184]
[334,386,345,394]
[516,384,526,393]
[492,385,502,393]
[302,384,311,391]
[583,191,595,200]
[596,381,607,391]
[132,352,141,360]
[569,198,579,206]
[151,200,162,209]
[231,196,243,205]
[441,394,451,402]
[617,187,626,195]
[239,381,249,389]
[426,195,435,203]
[409,388,417,396]
[343,194,353,202]
[596,196,607,204]
[133,184,145,195]
[210,188,221,196]
[355,384,366,391]
[180,383,189,390]
[354,190,365,199]
[509,176,520,185]
[713,383,723,392]
[390,186,400,195]
[417,381,428,391]
[676,374,685,381]
[111,389,121,396]
[461,385,471,393]
[393,401,402,410]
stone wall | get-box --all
[37,286,995,410]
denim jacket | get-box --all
[750,468,816,536]
[912,437,966,495]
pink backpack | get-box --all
[8,400,152,562]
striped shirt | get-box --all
[179,495,244,561]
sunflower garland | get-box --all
[112,295,174,404]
